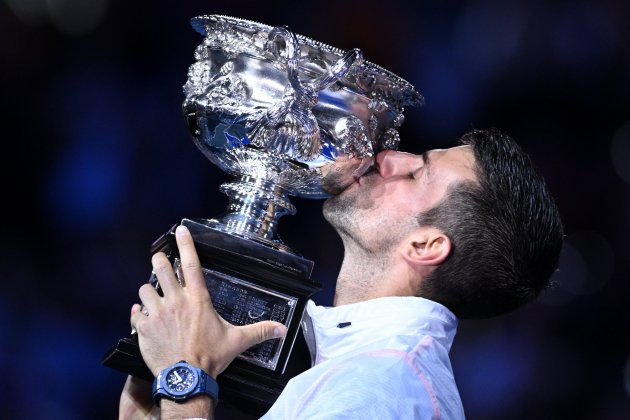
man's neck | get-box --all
[333,240,398,306]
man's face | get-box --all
[323,146,477,250]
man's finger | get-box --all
[130,303,143,316]
[138,283,160,314]
[236,321,287,353]
[175,225,207,295]
[151,252,181,296]
[130,305,146,333]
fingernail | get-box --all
[176,225,189,236]
[273,326,287,338]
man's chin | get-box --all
[322,196,341,225]
[322,179,355,196]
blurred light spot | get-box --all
[452,2,525,78]
[4,0,108,35]
[551,2,618,81]
[538,242,585,306]
[17,313,123,417]
[46,0,108,35]
[526,339,583,401]
[454,332,536,415]
[567,230,615,294]
[409,43,473,138]
[540,230,614,305]
[610,121,630,184]
[47,147,127,229]
[44,73,132,232]
[4,0,48,25]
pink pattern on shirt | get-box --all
[359,335,440,419]
[292,335,441,419]
[290,364,347,418]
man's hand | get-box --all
[119,375,158,420]
[127,225,287,416]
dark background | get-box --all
[2,0,629,418]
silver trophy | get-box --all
[103,14,422,415]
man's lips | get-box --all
[352,156,375,179]
[320,155,377,195]
[353,162,378,185]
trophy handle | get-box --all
[309,48,363,92]
[251,27,363,161]
[267,26,316,108]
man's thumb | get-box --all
[239,321,287,349]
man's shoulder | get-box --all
[342,341,454,384]
[264,348,462,419]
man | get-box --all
[119,128,564,419]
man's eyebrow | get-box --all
[421,151,430,167]
[421,151,431,176]
[410,151,430,178]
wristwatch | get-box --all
[152,360,219,405]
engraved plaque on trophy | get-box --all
[102,14,422,416]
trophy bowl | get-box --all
[183,14,424,253]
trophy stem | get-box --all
[208,174,297,253]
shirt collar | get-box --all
[302,296,458,364]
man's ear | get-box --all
[401,227,451,268]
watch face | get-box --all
[164,365,199,396]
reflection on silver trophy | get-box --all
[183,14,423,250]
[103,14,423,414]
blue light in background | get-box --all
[16,312,122,419]
[43,71,132,233]
[408,41,475,140]
[453,330,538,415]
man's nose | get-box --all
[375,150,415,177]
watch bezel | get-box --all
[160,362,200,398]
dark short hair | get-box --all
[417,128,564,319]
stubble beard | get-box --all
[323,169,379,240]
[323,192,359,239]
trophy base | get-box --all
[102,335,152,380]
[102,218,321,416]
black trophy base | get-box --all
[102,218,321,417]
[102,335,152,380]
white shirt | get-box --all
[261,296,464,419]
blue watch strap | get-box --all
[197,367,219,402]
